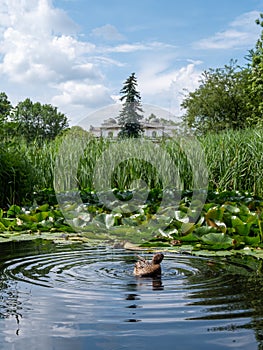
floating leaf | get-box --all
[181,222,195,235]
[205,206,225,222]
[7,205,21,217]
[231,216,248,235]
[222,204,240,214]
[194,226,217,237]
[37,204,50,212]
[201,232,233,249]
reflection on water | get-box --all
[0,241,263,349]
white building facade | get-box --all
[89,118,177,138]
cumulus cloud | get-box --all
[195,11,261,50]
[0,0,113,122]
[52,81,113,108]
[0,0,97,83]
[138,58,202,117]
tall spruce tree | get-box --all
[117,73,144,138]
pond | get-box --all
[0,241,263,350]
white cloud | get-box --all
[0,0,114,123]
[138,58,202,117]
[195,11,261,50]
[105,41,176,53]
[52,81,113,108]
[91,24,125,41]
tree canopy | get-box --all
[0,96,69,142]
[181,61,252,133]
[181,13,263,134]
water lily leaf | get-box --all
[194,226,217,237]
[203,203,217,212]
[205,207,225,222]
[231,216,248,235]
[244,235,260,246]
[201,232,233,249]
[122,218,138,226]
[37,204,50,212]
[222,204,240,214]
[180,232,200,242]
[181,222,195,235]
[18,213,34,223]
[31,212,49,223]
[7,205,21,217]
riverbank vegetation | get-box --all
[0,128,262,252]
[0,14,263,254]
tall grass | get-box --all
[200,128,263,195]
[1,127,263,206]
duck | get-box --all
[133,253,164,277]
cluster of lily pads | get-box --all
[0,189,262,252]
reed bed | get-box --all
[200,128,263,195]
[2,128,263,205]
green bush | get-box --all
[0,141,35,208]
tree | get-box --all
[181,60,252,134]
[117,73,144,138]
[247,13,263,126]
[11,98,69,142]
[0,92,12,124]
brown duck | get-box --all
[133,253,164,277]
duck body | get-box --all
[133,253,164,277]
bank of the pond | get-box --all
[0,190,262,260]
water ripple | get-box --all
[0,244,263,349]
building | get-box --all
[89,117,178,138]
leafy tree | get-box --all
[0,92,12,124]
[181,60,252,134]
[117,73,144,138]
[11,98,69,142]
[247,13,263,126]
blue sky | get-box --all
[0,0,262,126]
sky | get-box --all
[0,0,263,126]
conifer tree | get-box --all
[117,73,144,138]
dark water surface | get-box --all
[0,241,263,350]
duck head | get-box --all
[152,253,164,265]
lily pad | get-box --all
[201,232,233,249]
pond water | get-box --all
[0,241,263,350]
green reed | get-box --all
[6,127,263,201]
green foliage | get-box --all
[0,92,12,124]
[117,73,144,138]
[11,98,69,142]
[181,60,252,133]
[0,140,35,208]
[181,13,263,133]
[200,128,263,196]
[118,121,144,138]
[247,13,263,126]
[0,190,262,253]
